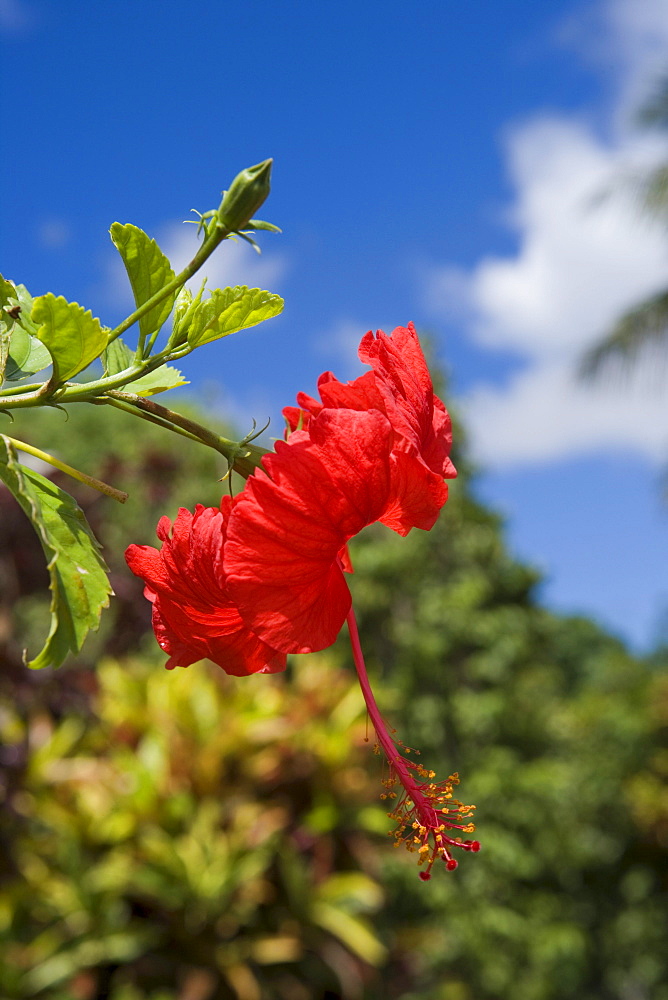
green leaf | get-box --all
[127,364,189,396]
[3,326,53,382]
[186,285,284,348]
[0,278,53,382]
[32,294,107,383]
[102,336,188,396]
[0,435,112,670]
[311,901,386,966]
[110,222,176,340]
[102,335,135,377]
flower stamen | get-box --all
[346,607,479,880]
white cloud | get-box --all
[464,360,668,467]
[426,0,668,469]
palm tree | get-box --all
[580,76,668,378]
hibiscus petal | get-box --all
[225,408,394,653]
[125,501,286,676]
[358,322,456,481]
[379,453,450,536]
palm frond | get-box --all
[637,75,668,130]
[638,164,668,219]
[579,288,668,379]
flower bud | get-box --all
[218,160,273,232]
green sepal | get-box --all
[102,337,188,396]
[245,218,282,233]
[32,293,107,383]
[0,435,112,670]
[109,223,176,341]
[0,278,52,382]
[186,286,284,348]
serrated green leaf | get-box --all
[32,293,107,383]
[102,336,187,395]
[0,436,112,670]
[0,277,53,382]
[127,364,189,396]
[187,285,284,348]
[110,222,176,339]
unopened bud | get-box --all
[218,159,273,232]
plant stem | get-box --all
[91,396,204,445]
[6,436,128,503]
[103,390,268,478]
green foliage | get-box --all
[185,286,284,348]
[1,402,233,667]
[0,436,112,671]
[0,163,281,666]
[109,223,177,343]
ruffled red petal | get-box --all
[125,499,286,676]
[282,324,456,535]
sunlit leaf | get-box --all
[186,285,284,347]
[102,335,135,377]
[3,327,54,382]
[0,435,112,670]
[110,222,176,340]
[102,336,188,395]
[31,293,107,383]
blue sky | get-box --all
[1,0,667,651]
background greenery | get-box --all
[1,395,666,999]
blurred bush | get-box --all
[0,653,387,999]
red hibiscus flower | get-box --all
[126,322,478,877]
[125,497,286,676]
